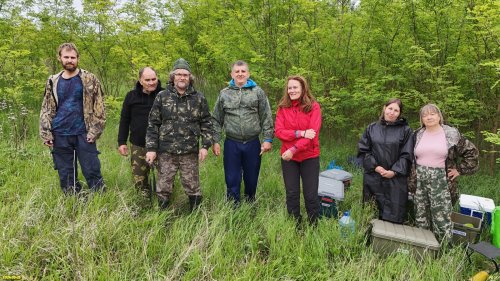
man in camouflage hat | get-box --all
[145,58,214,210]
[40,42,106,194]
[117,67,163,199]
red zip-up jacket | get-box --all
[275,100,322,162]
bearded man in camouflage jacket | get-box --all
[39,43,106,194]
[145,58,214,210]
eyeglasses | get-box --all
[174,73,190,78]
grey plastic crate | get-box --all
[451,212,481,245]
[371,219,440,261]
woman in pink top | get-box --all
[275,76,321,225]
[412,104,479,242]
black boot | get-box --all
[189,195,202,211]
[158,197,169,210]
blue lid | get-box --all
[344,211,350,216]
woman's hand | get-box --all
[375,166,386,175]
[447,168,460,181]
[303,129,316,139]
[281,149,293,161]
[380,170,396,179]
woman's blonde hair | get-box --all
[419,103,444,127]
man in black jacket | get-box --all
[118,67,163,198]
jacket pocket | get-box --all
[159,123,174,142]
[189,124,201,137]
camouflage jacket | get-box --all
[408,124,479,204]
[212,79,274,143]
[39,69,106,142]
[146,84,214,154]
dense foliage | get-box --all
[0,0,498,133]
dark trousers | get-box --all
[223,138,261,203]
[281,157,320,223]
[52,134,104,193]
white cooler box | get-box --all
[459,194,496,225]
[318,169,353,201]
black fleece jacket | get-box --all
[118,81,163,147]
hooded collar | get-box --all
[229,78,257,89]
[379,117,408,126]
[291,100,301,107]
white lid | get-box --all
[459,194,496,212]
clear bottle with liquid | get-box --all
[339,211,355,238]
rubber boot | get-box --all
[158,197,169,210]
[189,195,202,211]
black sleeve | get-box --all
[390,126,414,176]
[358,124,378,173]
[117,92,132,146]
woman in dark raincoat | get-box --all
[358,98,413,224]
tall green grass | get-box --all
[0,114,498,280]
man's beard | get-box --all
[175,81,188,91]
[63,63,77,72]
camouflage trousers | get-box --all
[130,144,151,193]
[414,165,452,242]
[157,152,200,201]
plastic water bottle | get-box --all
[339,211,355,238]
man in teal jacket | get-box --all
[212,60,274,204]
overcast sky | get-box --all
[73,0,82,12]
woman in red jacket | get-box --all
[275,75,322,225]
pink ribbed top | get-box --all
[415,128,447,168]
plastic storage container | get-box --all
[320,168,353,187]
[459,194,496,225]
[450,212,481,245]
[339,211,355,237]
[318,177,344,200]
[492,207,500,248]
[370,219,440,261]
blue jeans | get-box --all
[223,138,261,203]
[52,134,104,193]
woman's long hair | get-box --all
[278,75,315,113]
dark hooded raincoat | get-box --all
[358,118,414,223]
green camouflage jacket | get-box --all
[409,124,479,204]
[146,84,214,154]
[212,81,274,143]
[39,69,106,142]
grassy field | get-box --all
[1,113,499,280]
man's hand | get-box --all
[145,151,157,164]
[118,145,128,156]
[260,141,272,155]
[44,140,54,147]
[281,149,293,161]
[199,148,208,162]
[212,143,221,156]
